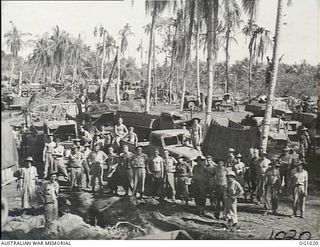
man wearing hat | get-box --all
[232,154,246,188]
[39,172,59,227]
[190,118,202,150]
[73,138,84,152]
[192,156,208,215]
[214,160,228,219]
[42,134,56,178]
[81,142,92,188]
[52,138,68,181]
[87,144,108,194]
[119,145,134,196]
[205,155,217,207]
[256,151,270,204]
[175,156,192,205]
[279,147,292,194]
[299,127,311,162]
[225,148,237,169]
[18,157,39,210]
[225,170,244,228]
[68,145,85,192]
[290,162,308,218]
[93,133,105,150]
[148,149,165,200]
[264,156,281,216]
[163,149,177,201]
[131,146,149,198]
[249,149,260,198]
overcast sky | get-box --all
[1,0,319,65]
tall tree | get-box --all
[94,25,108,103]
[179,0,195,111]
[144,0,173,113]
[242,22,272,99]
[4,22,30,88]
[204,0,220,124]
[260,0,285,151]
[223,0,242,93]
[28,33,54,84]
[195,0,203,105]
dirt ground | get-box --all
[1,99,320,240]
[2,179,320,240]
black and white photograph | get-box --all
[1,0,319,241]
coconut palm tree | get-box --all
[222,0,242,93]
[28,33,55,84]
[179,0,196,111]
[261,0,287,151]
[242,21,272,99]
[69,34,87,90]
[94,25,108,102]
[204,0,220,124]
[144,0,176,113]
[136,40,143,77]
[4,22,31,88]
[195,0,204,105]
[50,26,70,82]
[119,23,134,57]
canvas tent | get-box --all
[1,121,19,185]
[202,120,260,163]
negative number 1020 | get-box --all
[269,230,312,240]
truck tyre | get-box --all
[21,91,28,97]
[128,94,135,101]
[123,93,129,100]
[188,101,196,110]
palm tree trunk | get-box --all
[260,0,284,152]
[196,1,201,105]
[30,58,40,83]
[116,47,121,105]
[248,52,252,100]
[205,0,216,123]
[145,7,156,113]
[225,28,230,93]
[100,32,106,103]
[9,56,15,90]
[180,0,195,111]
[153,36,157,105]
[103,53,118,102]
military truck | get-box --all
[123,129,202,167]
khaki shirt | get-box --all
[131,153,149,168]
[292,169,308,186]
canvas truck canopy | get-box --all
[44,120,78,141]
[1,121,19,170]
[202,121,260,164]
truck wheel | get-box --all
[123,93,129,100]
[21,91,28,97]
[128,94,135,101]
[188,101,196,110]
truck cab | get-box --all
[123,129,202,167]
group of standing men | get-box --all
[15,115,310,230]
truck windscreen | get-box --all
[164,136,179,146]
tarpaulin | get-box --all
[1,121,19,170]
[202,120,260,163]
[228,119,245,129]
